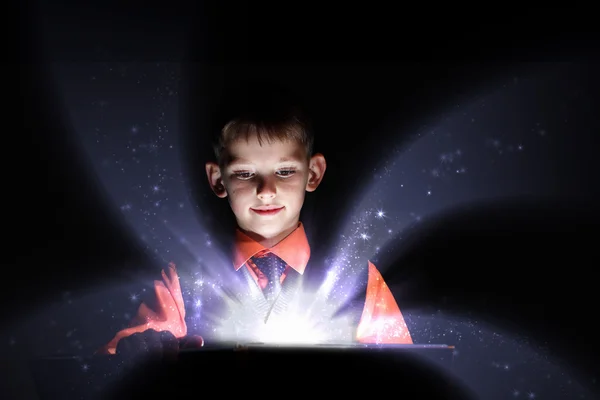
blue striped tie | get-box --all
[253,253,287,300]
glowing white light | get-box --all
[319,270,338,296]
[214,283,357,345]
[254,314,326,345]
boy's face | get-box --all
[205,134,326,246]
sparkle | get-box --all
[440,153,454,163]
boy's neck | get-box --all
[240,223,299,249]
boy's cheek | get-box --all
[229,190,254,205]
[226,180,252,193]
[229,199,253,219]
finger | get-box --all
[179,335,204,350]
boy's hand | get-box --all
[116,329,179,362]
[115,330,204,360]
[179,334,205,350]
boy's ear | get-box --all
[306,153,327,192]
[205,162,227,198]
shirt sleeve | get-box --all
[96,262,188,355]
[356,261,413,344]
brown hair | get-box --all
[211,82,314,165]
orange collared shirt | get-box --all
[99,223,412,354]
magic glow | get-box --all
[209,279,358,345]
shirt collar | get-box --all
[232,222,311,274]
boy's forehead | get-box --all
[223,136,307,165]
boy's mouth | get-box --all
[251,205,284,216]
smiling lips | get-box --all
[251,205,284,216]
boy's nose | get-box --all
[257,177,277,199]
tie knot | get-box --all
[253,252,287,282]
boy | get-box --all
[99,84,413,355]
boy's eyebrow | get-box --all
[226,157,252,165]
[278,157,301,163]
[227,156,301,165]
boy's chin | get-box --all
[250,226,285,240]
[242,222,294,242]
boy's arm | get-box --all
[355,261,413,344]
[96,262,188,355]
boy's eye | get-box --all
[234,171,254,180]
[276,169,296,177]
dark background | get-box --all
[6,2,600,399]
